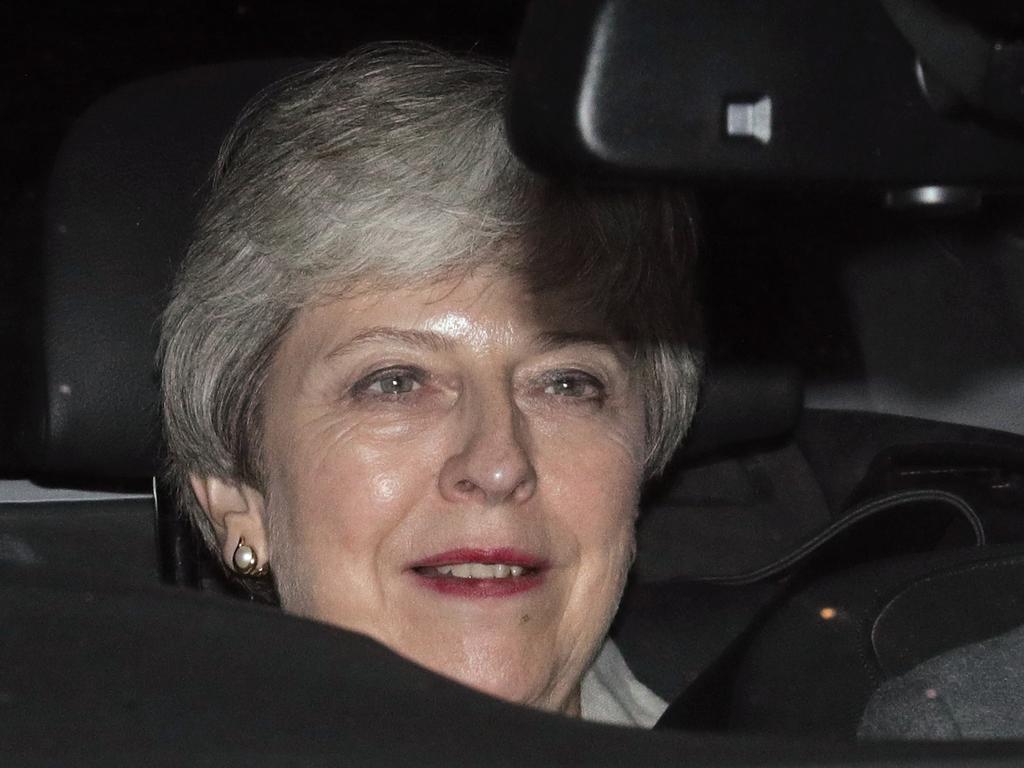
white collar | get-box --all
[580,638,668,728]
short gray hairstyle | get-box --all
[161,43,702,552]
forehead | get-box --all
[292,271,614,356]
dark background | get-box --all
[3,1,528,214]
[2,0,529,285]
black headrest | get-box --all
[24,61,302,482]
[681,361,803,460]
[22,61,801,483]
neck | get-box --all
[561,686,582,718]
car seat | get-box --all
[3,61,304,588]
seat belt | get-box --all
[689,488,983,586]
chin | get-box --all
[415,646,577,714]
[458,673,574,714]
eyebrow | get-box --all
[324,327,457,360]
[534,330,616,351]
[533,330,634,367]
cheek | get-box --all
[540,421,644,555]
[283,443,430,545]
[369,471,404,504]
[548,395,645,497]
[264,418,441,609]
[540,431,641,658]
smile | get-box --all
[409,548,548,597]
[419,563,529,579]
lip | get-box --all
[408,547,549,598]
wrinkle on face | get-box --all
[257,269,648,715]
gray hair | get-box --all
[160,43,702,552]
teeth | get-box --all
[432,563,528,579]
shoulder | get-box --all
[859,624,1024,740]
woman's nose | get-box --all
[438,391,537,507]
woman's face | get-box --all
[203,271,647,715]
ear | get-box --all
[190,475,270,571]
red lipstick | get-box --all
[409,548,548,598]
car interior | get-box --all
[5,0,1024,764]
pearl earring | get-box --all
[232,537,265,576]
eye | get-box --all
[352,367,424,399]
[541,370,605,400]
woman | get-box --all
[160,44,700,725]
